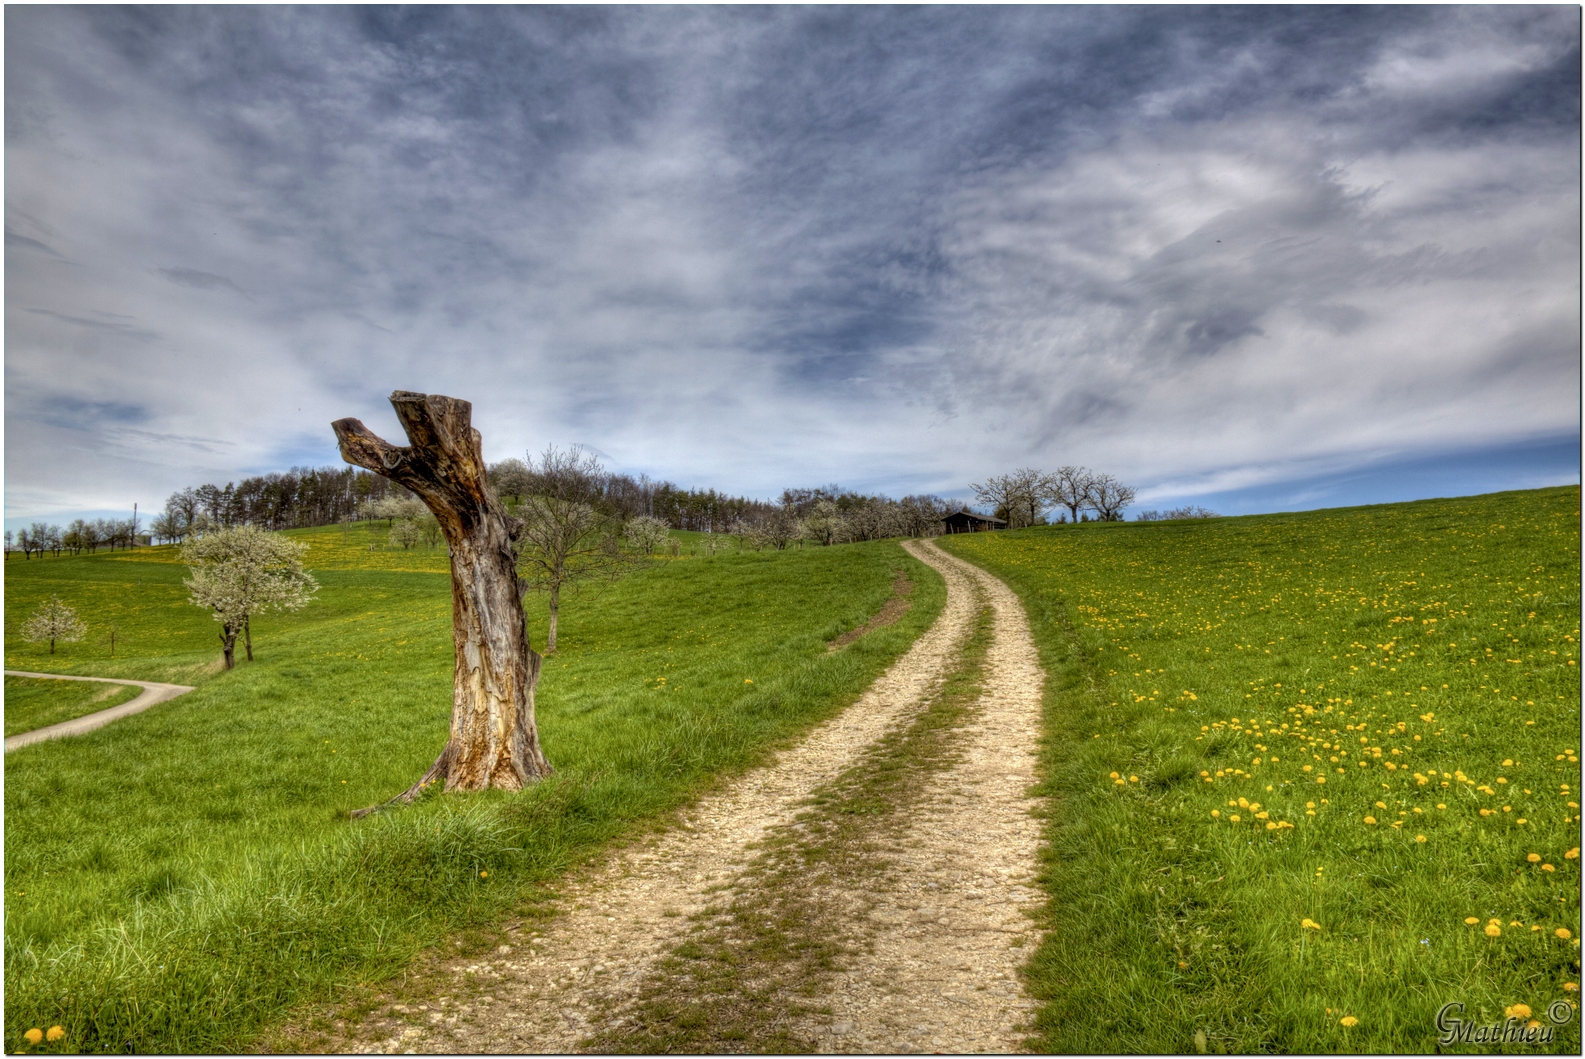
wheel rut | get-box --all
[345,540,1046,1054]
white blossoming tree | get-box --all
[182,525,318,669]
[22,596,87,654]
[624,514,670,555]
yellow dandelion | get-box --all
[1300,918,1321,930]
[24,1029,43,1045]
[1558,928,1572,939]
[1485,924,1502,936]
[1416,835,1426,843]
[45,1027,64,1042]
[1129,775,1139,783]
[1375,801,1387,809]
[1505,1003,1531,1019]
[1465,917,1480,925]
[1340,1016,1358,1027]
[1364,816,1377,825]
[1211,810,1221,818]
[1565,983,1579,992]
[1568,848,1581,859]
[1436,803,1447,810]
[1528,853,1542,862]
[1109,771,1119,779]
[1230,814,1241,823]
[479,870,488,878]
[1543,864,1556,872]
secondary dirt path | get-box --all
[4,670,196,751]
[342,540,1046,1054]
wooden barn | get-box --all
[937,509,1008,534]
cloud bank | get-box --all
[6,6,1578,519]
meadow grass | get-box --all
[3,678,143,738]
[3,526,944,1053]
[941,486,1582,1053]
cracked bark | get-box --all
[333,391,551,815]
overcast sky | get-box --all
[6,6,1580,526]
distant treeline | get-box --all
[25,460,960,548]
[8,456,1197,558]
[7,518,142,558]
[152,466,413,538]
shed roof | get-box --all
[938,509,1007,525]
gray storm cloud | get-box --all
[5,6,1578,517]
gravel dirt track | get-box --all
[346,538,1047,1054]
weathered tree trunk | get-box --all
[244,617,253,662]
[220,626,237,669]
[334,392,551,813]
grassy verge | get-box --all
[3,527,945,1054]
[588,602,996,1053]
[941,486,1581,1053]
[4,678,143,737]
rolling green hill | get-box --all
[941,486,1581,1053]
[3,526,944,1053]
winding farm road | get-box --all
[4,671,195,751]
[333,538,1050,1055]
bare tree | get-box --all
[971,470,1045,528]
[183,525,318,668]
[417,512,444,549]
[1087,473,1136,522]
[755,507,802,550]
[335,391,553,803]
[1043,466,1094,523]
[512,445,630,654]
[23,596,87,654]
[28,523,56,558]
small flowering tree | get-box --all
[624,515,670,555]
[22,596,87,654]
[388,518,423,550]
[183,525,318,668]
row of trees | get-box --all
[150,466,412,542]
[1135,505,1219,521]
[7,518,143,558]
[487,459,780,533]
[970,466,1136,527]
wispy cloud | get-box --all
[4,6,1577,516]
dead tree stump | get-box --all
[334,391,551,814]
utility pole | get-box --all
[132,502,138,550]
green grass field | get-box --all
[3,678,143,738]
[941,486,1582,1053]
[3,526,944,1054]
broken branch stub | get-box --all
[333,391,551,813]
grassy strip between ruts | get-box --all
[586,602,995,1053]
[941,486,1582,1053]
[4,677,143,738]
[3,527,945,1054]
